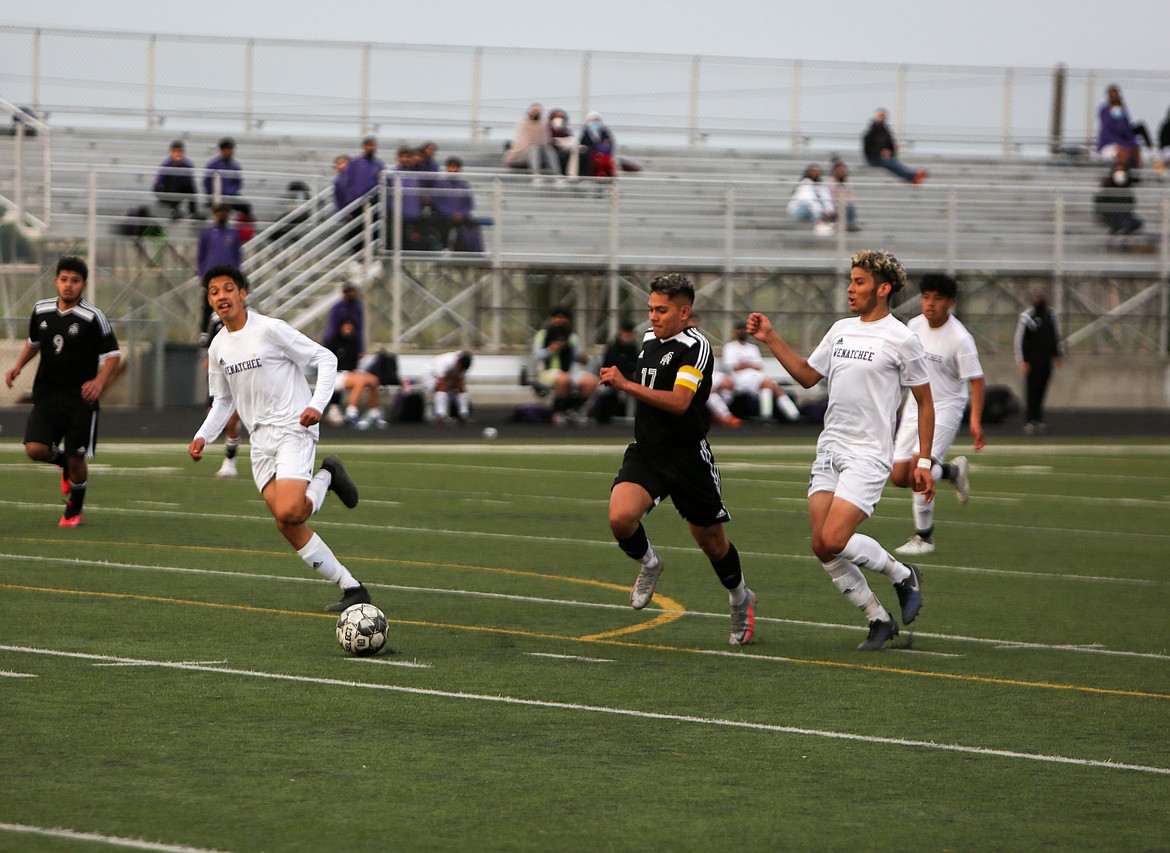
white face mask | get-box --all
[551,117,565,129]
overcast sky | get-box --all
[4,0,1170,71]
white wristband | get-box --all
[916,457,932,470]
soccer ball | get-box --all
[335,603,388,656]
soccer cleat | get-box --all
[893,563,924,624]
[321,455,359,508]
[716,414,743,428]
[950,455,970,503]
[58,513,84,528]
[323,584,372,613]
[729,588,758,646]
[630,558,664,610]
[215,457,238,479]
[857,615,899,651]
[895,534,935,556]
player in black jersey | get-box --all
[600,273,757,646]
[5,257,121,527]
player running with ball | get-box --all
[189,264,372,613]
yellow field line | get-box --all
[2,582,1164,701]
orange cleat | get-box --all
[61,469,70,495]
[58,513,84,528]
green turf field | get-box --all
[1,437,1168,852]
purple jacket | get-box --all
[203,154,243,197]
[431,176,475,219]
[153,157,197,195]
[345,154,385,200]
[196,222,243,276]
[390,171,425,218]
[1097,104,1140,152]
[322,297,365,351]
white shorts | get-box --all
[730,368,767,394]
[893,407,963,463]
[249,424,318,492]
[808,450,890,517]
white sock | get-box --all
[364,407,381,421]
[641,545,659,568]
[306,471,330,514]
[931,463,944,481]
[457,392,471,419]
[345,404,359,420]
[729,578,748,606]
[758,387,774,419]
[823,557,887,620]
[912,491,934,536]
[297,532,359,589]
[841,533,909,583]
[707,394,733,419]
[433,390,449,419]
[777,393,801,421]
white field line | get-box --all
[0,670,37,677]
[346,657,432,668]
[526,652,615,663]
[3,645,1167,778]
[2,551,1167,662]
[0,822,233,852]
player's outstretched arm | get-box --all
[745,312,822,388]
[968,376,986,451]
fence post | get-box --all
[154,318,166,410]
[13,123,22,222]
[1049,63,1066,155]
[688,56,701,145]
[31,29,41,109]
[608,183,621,340]
[722,188,736,339]
[391,174,403,348]
[790,61,801,151]
[360,44,371,136]
[42,125,51,226]
[1084,71,1096,154]
[490,178,502,350]
[946,188,958,274]
[243,39,255,133]
[581,51,592,131]
[1053,195,1065,314]
[1002,68,1013,157]
[86,170,97,299]
[1160,196,1169,356]
[470,48,483,140]
[146,35,156,130]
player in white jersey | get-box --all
[747,249,935,651]
[425,350,473,423]
[891,274,986,556]
[719,321,802,421]
[189,265,372,613]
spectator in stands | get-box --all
[431,157,484,252]
[417,141,441,174]
[153,140,200,219]
[1014,288,1063,436]
[322,283,366,358]
[196,203,243,340]
[532,306,598,423]
[1097,84,1151,169]
[203,137,249,214]
[389,148,433,250]
[346,136,385,203]
[547,109,581,180]
[579,111,618,179]
[426,350,474,424]
[505,103,563,183]
[1094,163,1143,235]
[786,164,836,235]
[332,155,351,211]
[829,158,861,232]
[594,319,640,423]
[720,320,801,421]
[863,109,926,184]
[324,319,386,429]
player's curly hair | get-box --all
[850,249,906,294]
[649,272,695,304]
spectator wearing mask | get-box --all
[580,111,617,179]
[1097,84,1151,169]
[505,103,563,183]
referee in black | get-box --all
[5,257,122,527]
[600,273,757,646]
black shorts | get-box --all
[613,439,730,527]
[24,394,99,458]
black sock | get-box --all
[48,448,66,468]
[616,523,649,561]
[225,439,239,460]
[710,541,743,590]
[65,481,87,517]
[939,463,952,481]
[917,526,934,540]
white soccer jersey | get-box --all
[425,350,462,391]
[195,310,337,443]
[721,338,764,372]
[807,313,929,466]
[901,314,983,422]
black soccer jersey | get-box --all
[26,298,120,401]
[632,327,714,449]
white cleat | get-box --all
[215,457,238,479]
[895,534,935,556]
[630,558,664,610]
[950,455,970,503]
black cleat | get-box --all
[324,584,371,613]
[893,563,923,625]
[321,455,359,508]
[857,615,899,651]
